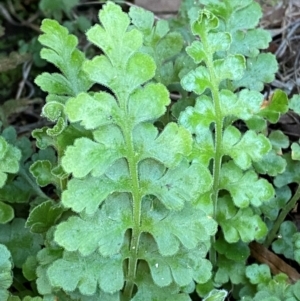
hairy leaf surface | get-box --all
[47,250,124,294]
[138,236,212,287]
[140,199,217,256]
[219,161,274,207]
[0,244,12,301]
[217,196,268,243]
[222,127,271,170]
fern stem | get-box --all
[264,184,300,248]
[122,120,142,300]
[201,31,223,268]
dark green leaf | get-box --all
[0,219,43,268]
[26,201,64,233]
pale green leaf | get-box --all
[191,128,215,166]
[56,194,132,256]
[186,41,207,64]
[35,72,74,96]
[47,250,124,294]
[133,263,190,301]
[0,201,14,224]
[22,297,43,301]
[0,136,8,160]
[138,235,212,287]
[128,83,170,126]
[87,2,141,65]
[292,281,300,299]
[36,248,63,295]
[181,66,212,95]
[219,161,274,207]
[83,52,156,99]
[38,19,75,68]
[36,19,92,95]
[220,89,263,120]
[198,0,253,24]
[134,123,192,169]
[85,1,167,92]
[222,127,271,170]
[67,82,174,134]
[151,18,170,40]
[61,137,124,178]
[62,158,130,214]
[213,54,245,82]
[91,123,123,149]
[192,9,219,35]
[291,142,300,161]
[62,176,115,214]
[245,264,271,284]
[65,92,119,129]
[289,94,300,114]
[253,150,287,176]
[129,6,154,33]
[130,9,184,86]
[252,273,298,300]
[67,289,120,301]
[124,51,156,87]
[227,1,262,32]
[243,292,278,301]
[233,53,278,91]
[0,142,21,187]
[0,170,7,187]
[140,159,212,211]
[0,244,12,301]
[230,29,271,57]
[207,32,231,53]
[141,199,217,256]
[179,95,215,129]
[217,197,268,243]
[42,101,64,122]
